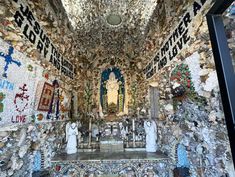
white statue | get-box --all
[144,119,157,152]
[76,121,82,144]
[119,122,128,139]
[91,124,99,138]
[106,72,119,106]
[66,122,78,154]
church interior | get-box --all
[0,0,235,176]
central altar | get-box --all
[57,119,168,177]
[57,65,167,176]
[100,136,124,152]
[51,151,171,177]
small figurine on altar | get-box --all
[119,122,128,139]
[66,122,79,154]
[91,123,99,138]
[144,119,157,152]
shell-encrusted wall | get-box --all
[0,1,77,176]
[143,4,235,177]
[0,0,234,176]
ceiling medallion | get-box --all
[106,14,122,26]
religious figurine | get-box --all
[144,119,157,152]
[119,122,128,139]
[66,122,78,154]
[76,121,82,147]
[106,72,119,106]
[91,123,99,138]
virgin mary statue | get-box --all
[106,72,119,106]
[66,122,78,154]
[144,119,157,152]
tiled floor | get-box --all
[52,150,168,162]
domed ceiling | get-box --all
[60,0,158,68]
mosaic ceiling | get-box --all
[28,0,186,70]
[60,0,158,68]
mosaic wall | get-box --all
[0,0,235,176]
[0,38,35,126]
[144,9,235,177]
[0,38,72,127]
[0,1,75,175]
[52,159,170,177]
[0,37,73,176]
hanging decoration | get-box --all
[170,63,194,98]
[84,82,93,113]
[46,80,60,120]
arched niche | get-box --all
[100,67,125,117]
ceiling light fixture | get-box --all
[106,14,122,26]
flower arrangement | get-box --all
[170,64,194,98]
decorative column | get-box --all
[118,83,124,113]
[72,91,78,118]
[118,93,124,113]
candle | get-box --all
[132,118,136,147]
[88,117,92,148]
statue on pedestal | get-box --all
[66,122,78,154]
[144,119,157,152]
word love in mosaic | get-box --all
[12,0,76,79]
[144,0,208,79]
[12,84,29,123]
[11,115,26,123]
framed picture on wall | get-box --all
[37,82,54,111]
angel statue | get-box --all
[65,122,78,154]
[144,119,157,152]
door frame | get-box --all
[206,0,235,164]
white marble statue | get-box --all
[66,122,78,154]
[106,72,119,106]
[119,122,128,139]
[91,124,99,138]
[144,119,157,152]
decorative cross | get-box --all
[14,84,29,113]
[0,46,21,78]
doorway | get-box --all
[149,86,159,119]
[207,0,235,165]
